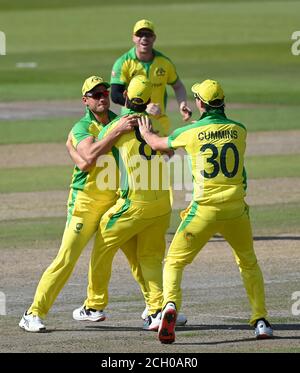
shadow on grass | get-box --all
[49,323,300,334]
[174,335,300,346]
[206,236,300,242]
[253,236,300,241]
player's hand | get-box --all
[117,114,139,133]
[160,148,175,160]
[138,115,152,137]
[180,103,192,122]
[146,103,161,116]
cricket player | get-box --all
[110,19,192,135]
[138,79,274,343]
[19,76,147,332]
[74,75,172,331]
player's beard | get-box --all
[91,100,110,115]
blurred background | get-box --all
[0,0,299,246]
[0,1,300,354]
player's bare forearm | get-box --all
[66,133,92,171]
[172,79,192,122]
[143,131,169,152]
[71,149,93,171]
[77,115,138,164]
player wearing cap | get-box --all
[75,75,172,331]
[110,19,192,136]
[19,76,145,332]
[138,79,274,343]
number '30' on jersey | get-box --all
[168,110,247,205]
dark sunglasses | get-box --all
[85,90,109,99]
[135,31,154,38]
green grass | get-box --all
[0,217,65,247]
[225,106,300,132]
[1,153,299,193]
[250,203,300,234]
[2,0,256,12]
[169,106,300,133]
[245,154,300,179]
[0,166,71,193]
[170,202,300,235]
[1,202,299,248]
[0,1,299,105]
[2,106,300,146]
[0,117,77,144]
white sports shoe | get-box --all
[141,306,149,320]
[254,318,273,339]
[19,312,46,333]
[143,310,161,331]
[73,305,106,322]
[141,305,187,326]
[158,302,177,344]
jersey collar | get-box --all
[200,108,227,121]
[122,107,147,116]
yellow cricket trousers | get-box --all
[28,190,148,319]
[163,200,267,325]
[85,197,171,315]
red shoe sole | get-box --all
[158,309,177,344]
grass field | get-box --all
[0,0,300,355]
[0,0,299,103]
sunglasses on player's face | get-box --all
[85,90,109,100]
[135,31,154,38]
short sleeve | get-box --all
[167,127,188,149]
[111,57,126,85]
[71,121,93,148]
[167,59,178,85]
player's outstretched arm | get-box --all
[138,116,169,152]
[76,115,138,165]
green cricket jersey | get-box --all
[111,47,178,117]
[70,108,118,201]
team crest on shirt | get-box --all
[74,223,83,234]
[155,67,166,76]
[185,232,194,241]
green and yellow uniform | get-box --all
[163,108,267,325]
[85,109,171,315]
[28,108,146,318]
[111,47,178,135]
